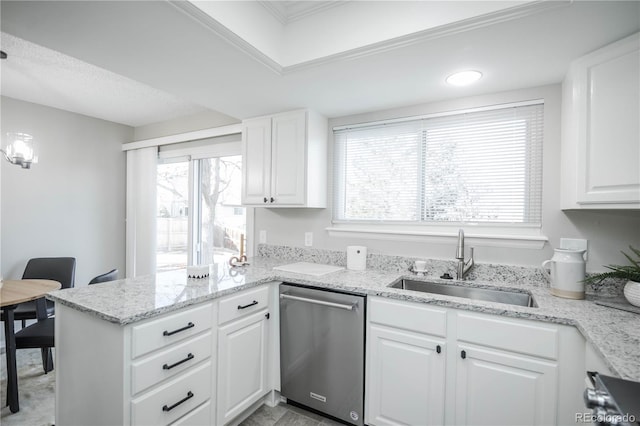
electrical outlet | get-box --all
[560,238,588,261]
[304,232,313,247]
[259,230,267,244]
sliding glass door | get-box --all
[156,159,190,272]
[156,151,247,272]
[196,155,245,265]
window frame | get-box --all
[329,100,548,249]
[157,139,254,269]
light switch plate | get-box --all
[304,232,313,247]
[259,230,267,244]
[560,238,588,260]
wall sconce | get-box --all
[2,132,38,169]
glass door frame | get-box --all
[158,140,253,268]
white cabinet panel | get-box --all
[242,118,272,205]
[241,109,327,207]
[454,345,558,426]
[132,331,212,395]
[217,309,270,425]
[218,285,269,325]
[562,32,640,208]
[369,297,447,337]
[367,324,445,426]
[170,401,211,426]
[271,111,306,205]
[131,303,213,359]
[131,361,212,426]
[456,312,558,360]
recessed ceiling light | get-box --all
[446,70,482,86]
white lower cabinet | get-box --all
[216,286,272,425]
[454,344,557,426]
[367,324,446,425]
[131,361,212,425]
[365,296,581,426]
[55,302,216,426]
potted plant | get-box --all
[585,246,640,307]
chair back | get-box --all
[22,257,76,289]
[89,269,118,285]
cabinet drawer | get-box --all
[132,331,212,395]
[131,361,212,426]
[219,286,269,325]
[456,312,558,359]
[132,303,213,359]
[369,297,447,337]
[170,400,211,426]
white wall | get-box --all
[1,96,131,285]
[253,85,640,272]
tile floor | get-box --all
[1,349,344,426]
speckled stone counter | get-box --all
[47,255,640,382]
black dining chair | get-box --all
[88,268,118,284]
[2,257,76,327]
[14,317,55,373]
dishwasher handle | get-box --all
[280,293,357,311]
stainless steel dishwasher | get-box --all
[279,283,365,426]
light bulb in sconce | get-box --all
[2,132,38,169]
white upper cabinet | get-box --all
[241,109,327,208]
[561,33,640,209]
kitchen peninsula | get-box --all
[47,249,640,425]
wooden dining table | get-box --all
[1,279,61,413]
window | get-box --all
[195,155,245,265]
[333,101,543,227]
[156,137,247,272]
[156,159,190,272]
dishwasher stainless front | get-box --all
[279,283,365,426]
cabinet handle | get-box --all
[162,391,194,412]
[263,197,268,203]
[461,350,466,359]
[162,353,195,370]
[163,322,195,337]
[237,300,258,310]
[270,197,275,203]
[265,312,270,319]
[436,345,441,354]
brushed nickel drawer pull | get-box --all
[163,322,195,337]
[162,353,194,370]
[162,391,194,412]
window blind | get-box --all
[333,102,544,225]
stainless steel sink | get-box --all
[390,279,537,308]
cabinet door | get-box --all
[454,344,558,426]
[575,35,640,205]
[270,111,306,205]
[242,117,272,205]
[217,309,269,425]
[367,324,446,426]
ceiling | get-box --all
[1,1,639,128]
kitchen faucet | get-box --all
[455,229,474,280]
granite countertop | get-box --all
[47,256,640,382]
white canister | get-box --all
[541,248,586,299]
[347,246,367,271]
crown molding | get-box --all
[168,0,283,75]
[258,1,346,25]
[285,1,345,23]
[281,0,572,74]
[171,0,571,77]
[257,1,288,25]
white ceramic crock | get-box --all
[541,248,586,299]
[623,280,640,307]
